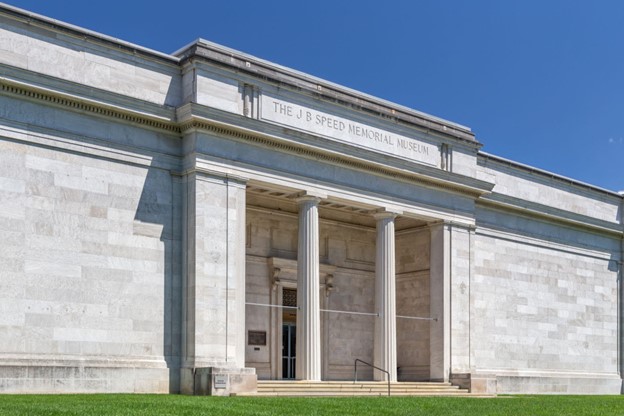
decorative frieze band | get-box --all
[0,76,179,133]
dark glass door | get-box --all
[282,323,296,379]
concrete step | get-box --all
[240,391,477,397]
[257,386,460,392]
[257,388,459,393]
[257,381,454,386]
[258,383,457,386]
[258,382,456,388]
[240,380,477,397]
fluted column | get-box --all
[373,211,397,382]
[296,195,322,381]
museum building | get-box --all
[0,4,623,395]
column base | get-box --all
[181,367,257,396]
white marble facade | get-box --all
[0,4,622,395]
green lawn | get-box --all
[0,394,623,416]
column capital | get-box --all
[291,190,325,204]
[295,195,322,205]
[427,220,449,231]
[372,209,399,221]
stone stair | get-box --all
[234,380,481,397]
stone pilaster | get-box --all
[296,195,322,381]
[450,224,472,374]
[373,211,398,382]
[429,222,451,382]
[180,169,255,395]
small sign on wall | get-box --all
[214,374,227,389]
[248,330,267,346]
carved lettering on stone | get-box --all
[261,94,440,166]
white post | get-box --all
[373,211,397,382]
[296,195,322,381]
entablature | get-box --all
[178,103,494,201]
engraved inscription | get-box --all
[262,95,439,166]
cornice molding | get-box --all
[0,75,179,133]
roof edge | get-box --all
[0,2,180,64]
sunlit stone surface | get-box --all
[0,3,622,395]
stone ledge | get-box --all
[496,374,622,395]
[451,372,623,395]
[0,365,174,394]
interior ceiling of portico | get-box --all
[246,184,426,230]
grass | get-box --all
[0,394,623,416]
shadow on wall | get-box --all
[608,258,620,274]
[134,162,183,393]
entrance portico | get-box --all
[244,183,457,384]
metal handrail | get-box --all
[353,359,390,396]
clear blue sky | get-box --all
[5,1,624,192]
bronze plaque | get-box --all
[248,330,266,346]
